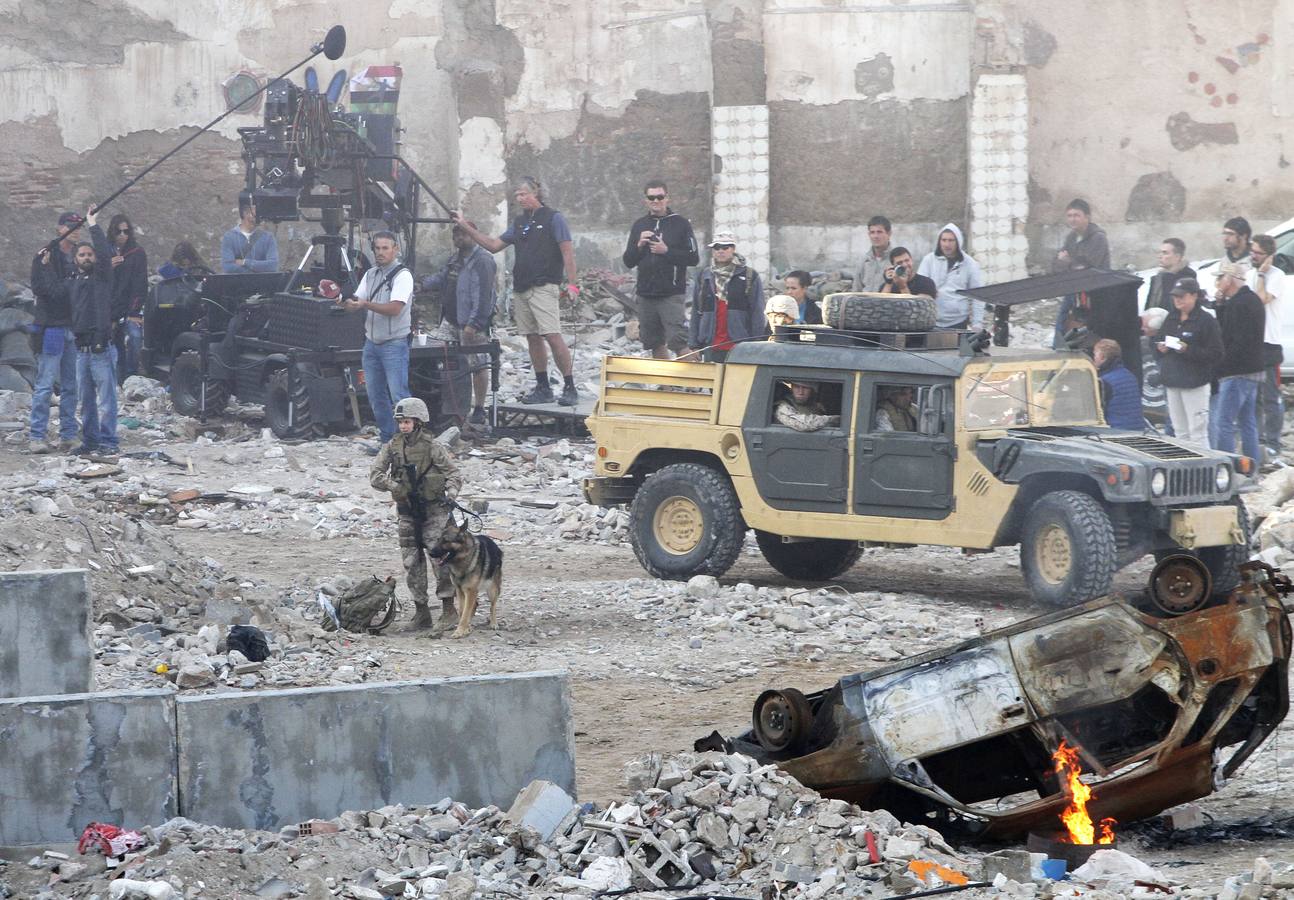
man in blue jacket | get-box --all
[623,180,699,358]
[423,223,497,425]
[220,193,279,273]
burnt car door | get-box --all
[854,378,955,519]
[743,368,852,513]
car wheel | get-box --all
[821,292,938,332]
[752,688,813,754]
[266,366,325,440]
[170,350,229,417]
[1021,490,1116,606]
[629,463,745,580]
[754,530,862,581]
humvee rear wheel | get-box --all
[1021,490,1115,606]
[630,463,744,580]
[755,530,862,581]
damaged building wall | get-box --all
[1,0,1290,291]
[1014,0,1294,269]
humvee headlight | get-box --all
[1151,469,1167,497]
[1215,465,1231,492]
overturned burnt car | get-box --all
[699,559,1291,838]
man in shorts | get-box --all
[452,177,579,406]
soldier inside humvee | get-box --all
[774,381,842,432]
[874,384,919,432]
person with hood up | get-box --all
[688,232,765,361]
[917,224,985,330]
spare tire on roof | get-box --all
[821,291,937,333]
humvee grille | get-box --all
[1167,466,1216,498]
[1105,436,1205,460]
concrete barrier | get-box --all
[0,569,92,699]
[176,672,575,831]
[0,689,178,847]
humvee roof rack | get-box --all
[769,324,989,355]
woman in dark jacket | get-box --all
[107,213,147,383]
[1152,277,1222,446]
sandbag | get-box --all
[0,330,35,371]
[0,307,34,334]
[0,364,31,393]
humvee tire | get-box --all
[755,530,862,581]
[629,463,745,580]
[266,366,325,440]
[822,292,937,332]
[170,349,229,417]
[1021,490,1116,606]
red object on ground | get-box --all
[78,822,147,857]
[864,829,881,864]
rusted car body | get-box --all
[710,566,1291,837]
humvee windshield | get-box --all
[963,361,1101,429]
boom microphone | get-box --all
[321,25,346,61]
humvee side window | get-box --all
[873,384,921,433]
[771,379,844,432]
[964,370,1027,429]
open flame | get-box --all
[1052,740,1116,844]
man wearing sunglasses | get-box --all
[622,180,699,358]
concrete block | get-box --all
[0,689,177,847]
[0,569,92,698]
[504,780,575,839]
[176,672,575,831]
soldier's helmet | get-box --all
[393,397,430,423]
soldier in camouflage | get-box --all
[774,382,840,432]
[369,397,463,632]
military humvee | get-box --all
[583,324,1253,607]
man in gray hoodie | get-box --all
[917,224,985,330]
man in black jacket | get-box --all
[28,212,83,453]
[68,208,119,460]
[623,180,699,358]
[1211,261,1265,465]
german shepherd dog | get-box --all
[428,517,504,638]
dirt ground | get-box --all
[3,403,1293,891]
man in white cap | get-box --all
[687,231,765,362]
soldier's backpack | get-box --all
[326,575,398,634]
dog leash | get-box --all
[450,499,485,533]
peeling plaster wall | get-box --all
[1020,0,1294,270]
[4,0,1292,292]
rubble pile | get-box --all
[7,753,977,899]
[0,300,35,393]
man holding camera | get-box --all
[623,180,699,359]
[879,247,936,299]
[342,231,413,446]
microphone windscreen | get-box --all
[323,25,346,60]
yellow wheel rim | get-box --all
[654,495,704,555]
[1035,523,1073,584]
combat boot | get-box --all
[405,601,434,631]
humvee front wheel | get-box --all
[755,530,862,581]
[630,463,745,580]
[1021,490,1116,606]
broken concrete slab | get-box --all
[175,673,574,831]
[504,780,575,840]
[0,569,92,699]
[0,689,177,847]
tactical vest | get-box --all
[878,400,917,431]
[392,430,449,506]
[511,206,565,292]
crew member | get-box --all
[220,193,279,273]
[68,207,119,460]
[107,213,147,383]
[423,222,497,426]
[343,231,414,446]
[1092,339,1143,431]
[452,177,580,407]
[370,397,463,634]
[28,212,83,454]
[622,179,699,358]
